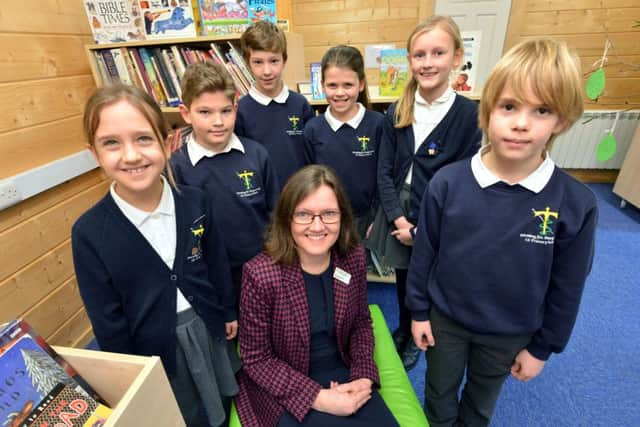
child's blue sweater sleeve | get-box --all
[406,177,445,321]
[72,216,135,354]
[377,107,404,223]
[526,201,598,360]
[202,195,237,322]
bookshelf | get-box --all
[84,32,306,125]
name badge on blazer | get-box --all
[333,267,351,285]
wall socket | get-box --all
[0,180,22,210]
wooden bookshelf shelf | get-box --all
[84,32,306,116]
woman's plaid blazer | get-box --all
[235,245,379,426]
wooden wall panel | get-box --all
[0,34,94,83]
[21,277,85,339]
[47,308,93,347]
[292,0,434,83]
[0,76,94,133]
[0,0,91,34]
[505,0,640,109]
[0,240,75,322]
[0,169,104,233]
[516,8,640,36]
[0,182,108,283]
[0,116,87,179]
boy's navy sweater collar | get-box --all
[471,146,555,193]
[248,82,290,105]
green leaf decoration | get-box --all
[596,133,617,162]
[586,68,606,100]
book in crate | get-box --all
[0,320,111,427]
[92,39,255,107]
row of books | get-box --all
[0,320,111,427]
[94,41,255,107]
[84,0,278,44]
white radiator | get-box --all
[550,110,640,169]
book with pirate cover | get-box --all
[0,320,111,427]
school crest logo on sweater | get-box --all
[236,169,261,198]
[286,115,304,136]
[188,221,205,262]
[353,135,375,157]
[520,206,559,246]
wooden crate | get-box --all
[613,124,640,209]
[53,346,185,427]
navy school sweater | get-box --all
[304,109,384,217]
[377,95,481,224]
[170,132,279,269]
[235,91,314,189]
[406,159,598,361]
[71,185,235,376]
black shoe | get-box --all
[400,340,421,371]
[391,328,408,352]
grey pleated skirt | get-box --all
[366,184,413,269]
[353,209,376,242]
[171,308,240,427]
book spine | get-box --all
[209,43,227,65]
[122,48,143,88]
[170,45,187,78]
[138,48,168,106]
[130,48,156,101]
[161,49,183,99]
[227,41,255,85]
[225,53,251,92]
[151,48,178,100]
[224,62,247,96]
[100,50,120,83]
[93,52,110,86]
[151,54,179,107]
[110,48,132,85]
[181,47,196,65]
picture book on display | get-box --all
[379,48,408,97]
[83,0,146,44]
[310,62,325,100]
[138,0,197,39]
[248,0,276,24]
[452,30,482,93]
[198,0,249,36]
[0,320,111,427]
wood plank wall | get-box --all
[0,1,108,348]
[504,0,640,110]
[292,0,435,85]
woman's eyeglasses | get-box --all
[292,210,341,224]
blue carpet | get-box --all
[368,183,640,426]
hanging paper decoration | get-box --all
[586,68,606,100]
[596,133,617,162]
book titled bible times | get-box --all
[83,0,146,44]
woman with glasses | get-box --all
[235,165,398,427]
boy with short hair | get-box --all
[407,38,598,427]
[236,21,314,189]
[170,61,279,296]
